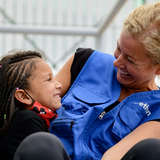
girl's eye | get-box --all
[47,77,52,81]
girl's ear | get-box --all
[14,89,33,105]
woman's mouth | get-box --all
[119,69,131,79]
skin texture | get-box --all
[25,58,62,110]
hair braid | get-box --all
[0,50,42,129]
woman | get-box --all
[50,2,160,160]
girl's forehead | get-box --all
[33,58,46,67]
[32,59,52,75]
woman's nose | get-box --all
[113,54,125,68]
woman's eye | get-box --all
[127,57,134,64]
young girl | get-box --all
[0,50,62,160]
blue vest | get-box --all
[50,51,160,160]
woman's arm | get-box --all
[101,121,160,160]
[55,55,74,97]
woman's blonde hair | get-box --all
[123,2,160,64]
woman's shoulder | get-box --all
[71,48,94,84]
[75,48,94,55]
[74,48,94,63]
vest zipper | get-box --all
[98,101,120,120]
[98,111,106,120]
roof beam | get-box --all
[0,0,127,36]
[0,25,98,36]
[97,0,128,35]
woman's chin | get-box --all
[117,75,133,87]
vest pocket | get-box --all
[112,104,146,139]
[72,85,110,104]
[50,118,74,158]
[63,85,110,115]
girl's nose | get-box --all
[55,81,62,89]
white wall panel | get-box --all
[0,0,158,72]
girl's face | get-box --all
[26,58,62,110]
[114,31,160,90]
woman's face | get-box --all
[26,58,62,110]
[114,31,160,90]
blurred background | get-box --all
[0,0,159,73]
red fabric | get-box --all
[28,101,57,128]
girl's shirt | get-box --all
[4,109,48,160]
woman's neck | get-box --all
[118,83,159,102]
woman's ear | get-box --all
[14,89,33,105]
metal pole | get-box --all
[0,25,98,36]
[96,0,128,50]
[97,0,128,36]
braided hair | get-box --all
[0,50,42,129]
